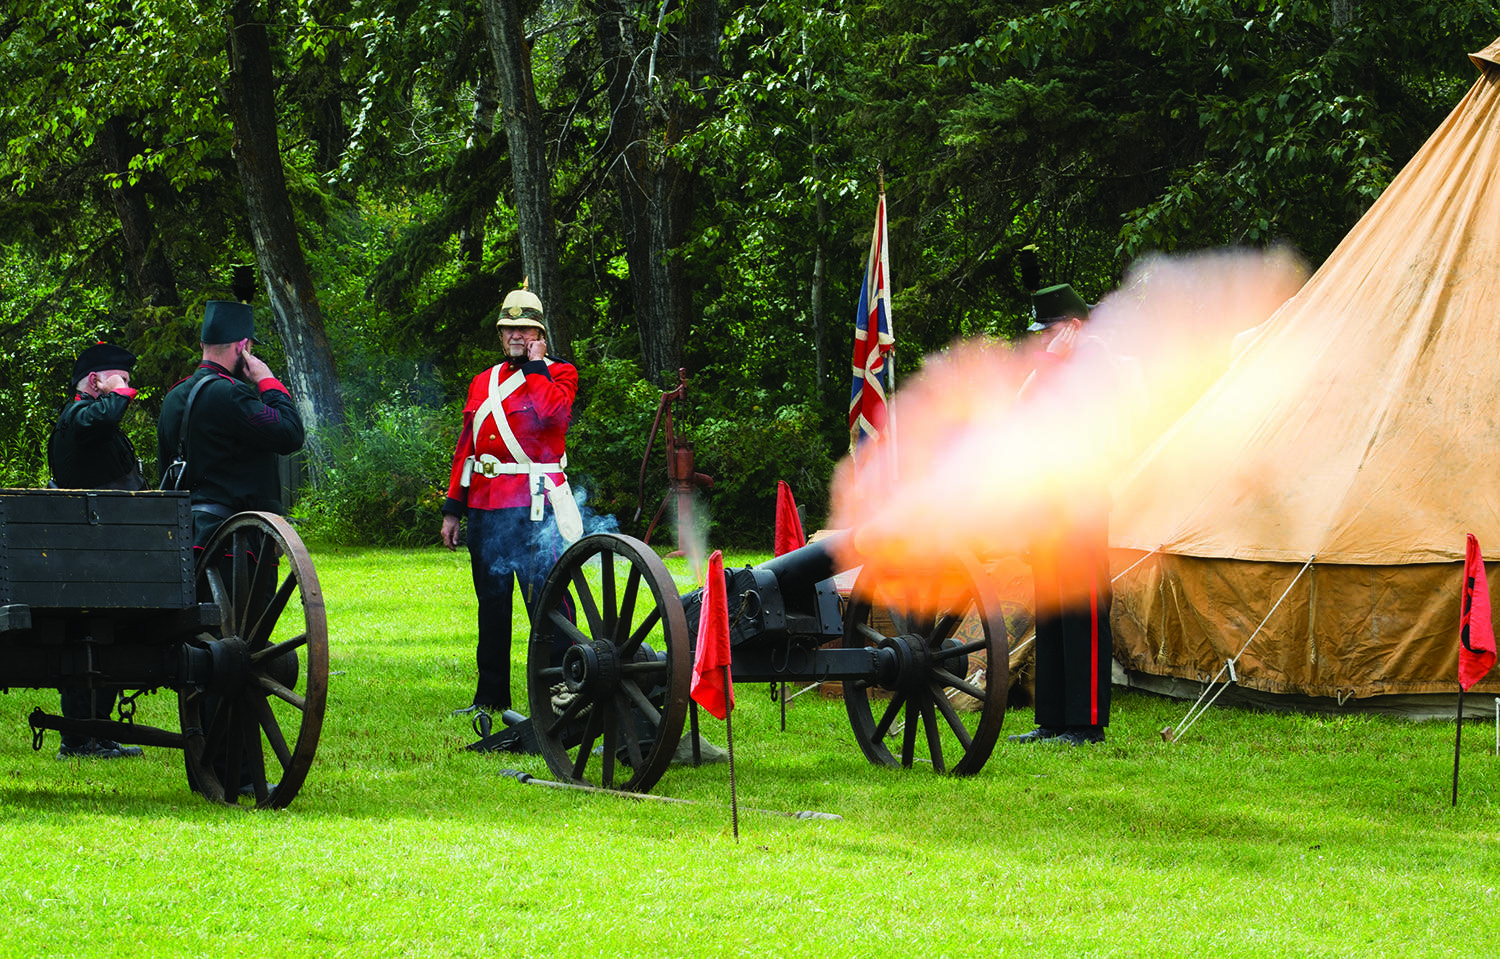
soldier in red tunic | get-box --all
[441,288,582,718]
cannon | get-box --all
[0,488,328,808]
[523,531,1008,793]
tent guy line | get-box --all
[1163,554,1316,743]
[1111,546,1162,585]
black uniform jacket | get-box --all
[48,390,143,490]
[156,361,305,513]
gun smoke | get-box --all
[829,246,1311,612]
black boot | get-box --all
[1007,726,1066,744]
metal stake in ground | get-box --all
[497,769,841,821]
[724,662,739,840]
[1451,686,1464,807]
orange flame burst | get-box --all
[829,246,1308,615]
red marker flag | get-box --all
[1459,533,1496,691]
[691,549,734,719]
[774,481,807,557]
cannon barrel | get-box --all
[753,531,854,610]
[680,532,854,647]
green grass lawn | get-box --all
[2,541,1497,957]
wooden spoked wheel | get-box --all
[180,512,329,809]
[526,533,689,794]
[841,555,1008,775]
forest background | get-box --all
[3,1,1498,547]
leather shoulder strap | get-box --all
[174,374,218,460]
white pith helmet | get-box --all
[496,287,546,332]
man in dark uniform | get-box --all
[157,300,304,797]
[47,341,147,759]
[48,342,145,492]
[1009,283,1115,746]
[441,287,581,720]
[157,300,305,551]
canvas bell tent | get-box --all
[1109,38,1500,716]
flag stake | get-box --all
[1453,533,1497,803]
[725,663,739,840]
[690,550,738,838]
[1451,687,1464,807]
[689,699,701,766]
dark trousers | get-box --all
[1031,522,1113,730]
[58,688,117,749]
[190,506,277,792]
[467,506,566,710]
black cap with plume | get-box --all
[231,265,257,303]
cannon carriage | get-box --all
[522,531,1009,793]
[0,488,328,808]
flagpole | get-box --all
[1451,686,1464,807]
[724,663,739,840]
[691,549,738,838]
[689,700,702,766]
[878,168,896,460]
[848,170,895,466]
[1453,534,1497,803]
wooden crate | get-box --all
[0,489,195,610]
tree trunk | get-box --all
[226,0,345,469]
[479,0,572,358]
[460,75,500,272]
[596,0,719,383]
[310,43,349,183]
[805,32,827,395]
[1331,0,1355,30]
[97,116,180,308]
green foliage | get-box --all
[563,347,662,526]
[694,400,836,546]
[283,335,839,551]
[293,402,456,546]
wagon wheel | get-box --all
[180,512,329,809]
[841,555,1008,775]
[526,533,690,794]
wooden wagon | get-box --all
[0,488,328,808]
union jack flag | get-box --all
[848,193,894,455]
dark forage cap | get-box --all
[1028,283,1092,332]
[71,342,136,384]
[201,300,261,345]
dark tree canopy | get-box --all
[3,0,1498,539]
